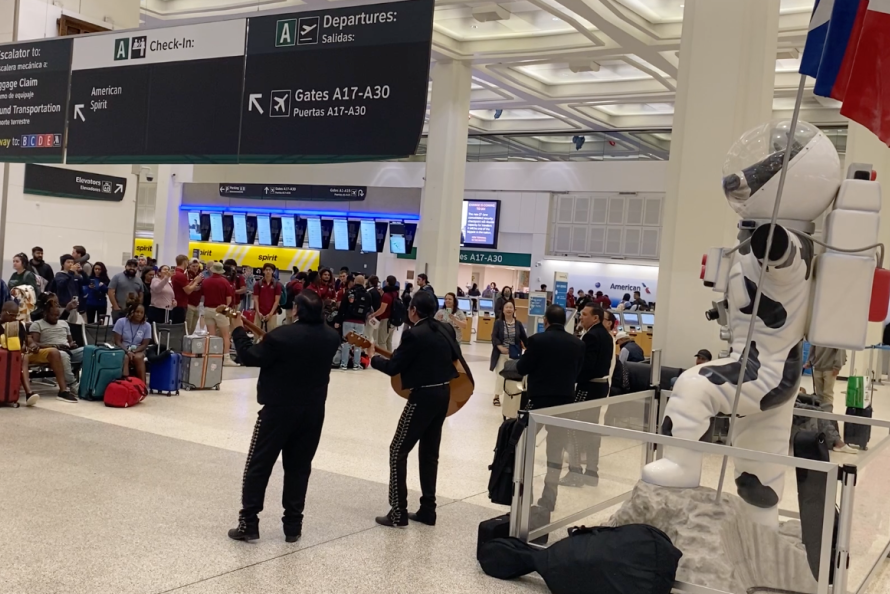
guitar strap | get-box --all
[432,320,475,387]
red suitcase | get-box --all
[0,349,23,408]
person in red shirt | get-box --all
[284,272,306,325]
[202,262,236,365]
[170,255,193,325]
[224,259,248,310]
[253,264,283,333]
[369,275,398,351]
[566,286,576,309]
[185,260,204,334]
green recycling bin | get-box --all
[846,376,865,408]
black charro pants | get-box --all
[388,385,450,523]
[240,403,325,535]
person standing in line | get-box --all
[335,267,350,292]
[72,245,92,278]
[184,260,204,334]
[226,291,342,543]
[482,282,497,298]
[565,287,576,310]
[148,265,177,324]
[514,305,585,512]
[254,264,283,333]
[370,275,398,351]
[53,255,83,312]
[561,303,614,488]
[434,292,468,342]
[140,268,155,310]
[416,273,437,308]
[108,259,144,323]
[365,291,473,528]
[83,262,111,324]
[169,255,191,325]
[9,253,38,294]
[202,262,237,366]
[494,286,514,320]
[29,247,53,289]
[335,274,370,371]
[805,346,847,410]
[490,300,527,410]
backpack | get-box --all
[388,294,407,327]
[347,287,370,321]
[278,281,288,308]
[487,417,526,505]
[104,377,148,408]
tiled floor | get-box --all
[2,340,889,594]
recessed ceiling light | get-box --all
[679,3,684,7]
[472,24,478,28]
[552,16,560,21]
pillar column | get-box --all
[153,165,194,265]
[416,60,472,296]
[653,0,780,367]
[841,123,890,375]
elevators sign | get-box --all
[24,163,127,202]
[66,20,246,163]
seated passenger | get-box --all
[112,300,152,384]
[29,304,83,403]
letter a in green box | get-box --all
[276,19,297,47]
[114,38,129,61]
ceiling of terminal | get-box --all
[139,0,840,135]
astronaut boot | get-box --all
[641,447,703,488]
[741,503,779,529]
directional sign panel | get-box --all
[67,20,246,163]
[218,183,367,200]
[240,0,434,162]
[0,39,72,163]
[24,163,127,202]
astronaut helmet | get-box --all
[722,120,841,223]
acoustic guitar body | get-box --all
[389,360,473,417]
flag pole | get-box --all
[715,72,808,503]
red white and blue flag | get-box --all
[801,0,890,145]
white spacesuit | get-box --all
[642,121,866,527]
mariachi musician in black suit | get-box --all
[366,291,473,528]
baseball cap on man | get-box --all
[694,349,713,362]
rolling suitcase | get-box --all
[78,345,125,401]
[844,404,873,450]
[148,329,181,395]
[181,334,224,391]
[0,348,23,407]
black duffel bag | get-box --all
[479,523,681,594]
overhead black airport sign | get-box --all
[219,183,367,201]
[0,39,72,163]
[239,0,434,162]
[66,20,246,164]
[24,163,127,201]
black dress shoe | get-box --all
[227,521,259,542]
[408,512,436,526]
[285,533,302,543]
[375,514,408,528]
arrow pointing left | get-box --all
[115,183,124,194]
[248,94,264,115]
[74,104,85,122]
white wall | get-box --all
[535,258,659,306]
[16,0,141,39]
[2,163,138,275]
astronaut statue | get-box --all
[642,121,881,527]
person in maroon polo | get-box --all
[253,264,282,334]
[203,262,236,365]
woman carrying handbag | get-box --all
[490,301,527,411]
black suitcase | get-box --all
[844,404,872,450]
[793,431,837,583]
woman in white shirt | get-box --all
[148,265,177,324]
[434,292,468,342]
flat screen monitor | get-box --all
[458,298,471,311]
[389,222,406,254]
[281,216,296,247]
[188,211,202,242]
[199,213,211,241]
[479,298,494,311]
[209,213,224,242]
[346,220,361,251]
[257,215,272,246]
[294,217,308,249]
[245,216,258,244]
[438,297,445,309]
[623,313,640,327]
[270,217,282,246]
[404,222,418,253]
[333,219,349,250]
[221,214,234,242]
[319,219,334,249]
[307,218,322,249]
[360,220,377,252]
[233,214,247,243]
[641,313,655,326]
[461,199,501,249]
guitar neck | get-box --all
[373,345,394,359]
[240,317,266,338]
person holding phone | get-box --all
[83,262,111,323]
[434,292,467,342]
[148,265,177,324]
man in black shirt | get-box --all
[515,305,585,511]
[227,290,341,544]
[562,303,614,487]
[367,291,473,528]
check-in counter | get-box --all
[514,297,529,325]
[477,313,495,342]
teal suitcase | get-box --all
[78,345,125,401]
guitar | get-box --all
[215,306,267,339]
[346,331,474,417]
